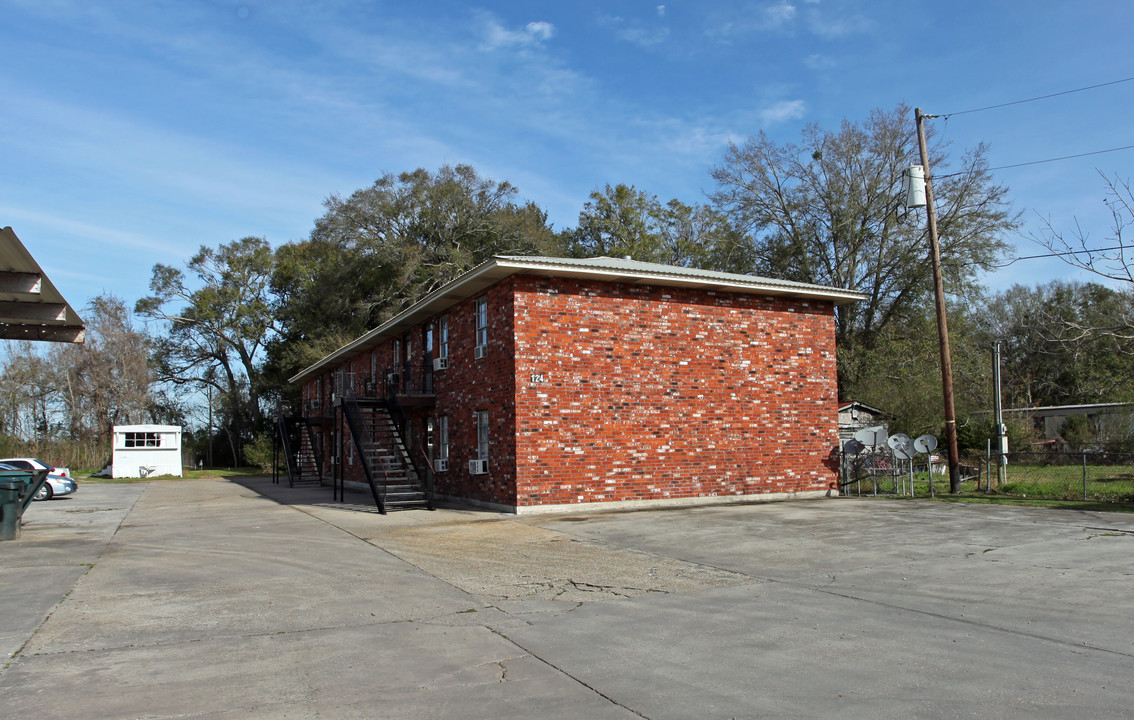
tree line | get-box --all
[4,103,1132,467]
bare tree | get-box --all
[1031,171,1134,286]
[1027,172,1134,358]
[710,103,1018,349]
[52,295,152,443]
[0,341,55,443]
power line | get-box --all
[941,76,1134,118]
[988,144,1134,172]
[936,143,1134,178]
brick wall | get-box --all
[300,272,841,510]
[511,275,840,507]
[429,281,518,506]
[301,281,520,506]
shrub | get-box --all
[243,432,277,473]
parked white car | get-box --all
[0,458,77,500]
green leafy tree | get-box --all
[570,184,743,268]
[1059,414,1095,451]
[266,165,566,391]
[978,281,1134,407]
[841,301,993,441]
[136,237,277,458]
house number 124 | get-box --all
[530,373,547,383]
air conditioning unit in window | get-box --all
[474,345,487,360]
[469,458,488,475]
[435,458,449,472]
[433,356,449,371]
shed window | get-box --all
[125,432,161,448]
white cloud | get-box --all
[759,99,807,125]
[804,53,836,70]
[706,2,799,39]
[526,21,555,41]
[806,8,874,37]
[479,16,557,50]
[765,2,798,28]
[600,11,671,48]
[706,1,872,40]
[619,25,671,47]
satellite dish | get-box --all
[843,439,865,455]
[888,433,915,460]
[854,426,887,447]
[913,435,938,454]
[887,433,911,450]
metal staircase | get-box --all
[295,422,324,486]
[275,413,324,488]
[340,388,432,513]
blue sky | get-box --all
[2,0,1132,318]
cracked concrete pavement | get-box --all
[2,475,1132,719]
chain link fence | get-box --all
[839,450,1134,505]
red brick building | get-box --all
[286,256,864,513]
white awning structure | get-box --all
[0,227,85,343]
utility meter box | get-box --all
[112,425,183,479]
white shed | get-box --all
[112,425,183,478]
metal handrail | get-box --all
[339,378,388,514]
[302,421,324,483]
[383,371,435,510]
[275,411,296,486]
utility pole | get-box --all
[992,342,1007,488]
[915,107,962,493]
[207,385,214,468]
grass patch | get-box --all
[846,462,1134,506]
[79,467,268,484]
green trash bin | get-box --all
[0,469,48,541]
[0,479,25,541]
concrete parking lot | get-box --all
[1,475,1132,719]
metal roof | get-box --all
[290,255,867,383]
[0,227,85,343]
[1003,402,1134,415]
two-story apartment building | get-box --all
[286,255,864,514]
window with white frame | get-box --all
[474,297,487,356]
[476,410,489,460]
[439,315,449,359]
[124,432,161,448]
[439,416,450,463]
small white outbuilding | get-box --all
[112,425,183,479]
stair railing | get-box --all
[302,422,324,484]
[275,410,296,486]
[384,371,434,510]
[339,380,388,514]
